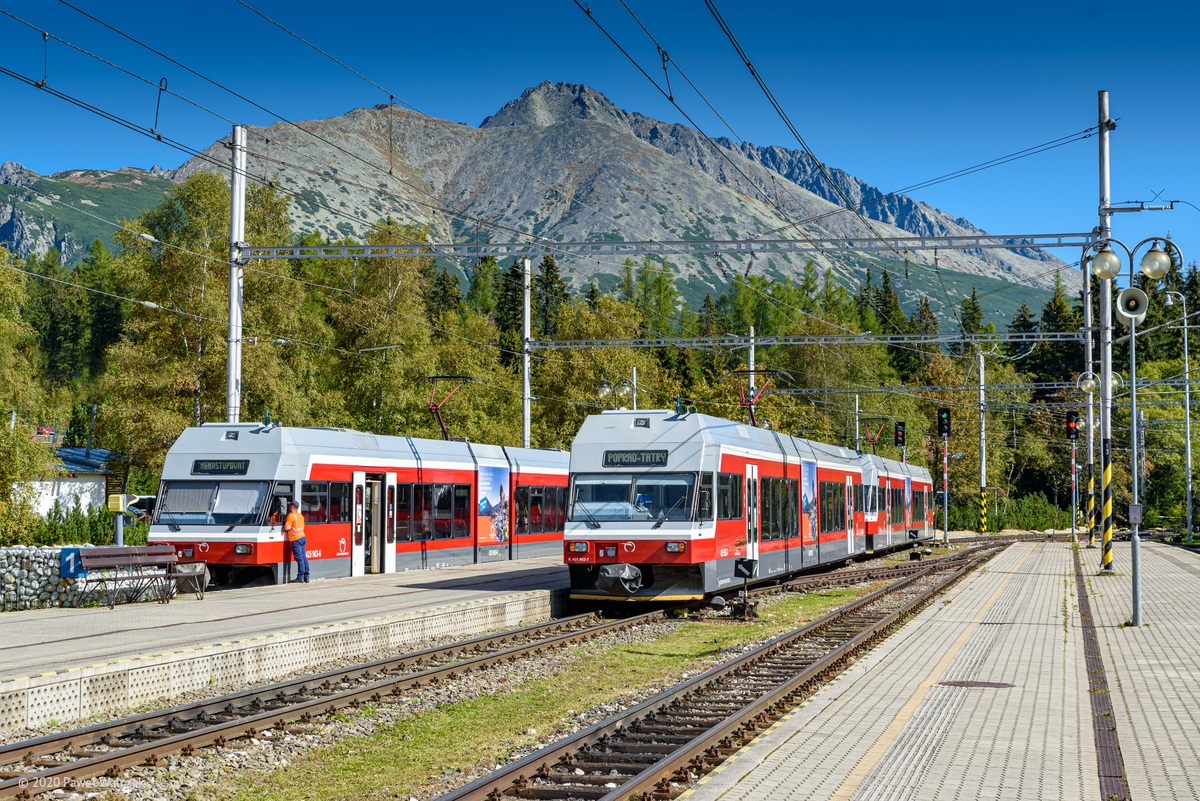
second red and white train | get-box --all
[564,409,934,602]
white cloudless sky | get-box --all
[2,0,1198,287]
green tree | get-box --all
[1028,273,1081,383]
[534,255,570,338]
[25,249,93,385]
[465,256,499,319]
[0,248,46,420]
[98,173,310,468]
[429,266,463,325]
[76,240,127,377]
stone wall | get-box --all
[0,545,81,611]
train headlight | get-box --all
[234,544,253,555]
[665,542,687,553]
[567,542,589,553]
[179,548,194,559]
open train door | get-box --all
[351,471,366,577]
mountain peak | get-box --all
[480,81,630,129]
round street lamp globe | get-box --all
[1078,376,1097,394]
[1092,248,1123,280]
[1140,242,1172,280]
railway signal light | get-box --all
[937,408,951,437]
[1066,410,1080,440]
[895,421,906,448]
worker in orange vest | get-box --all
[284,500,310,583]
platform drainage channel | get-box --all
[937,680,1013,689]
[1073,548,1130,801]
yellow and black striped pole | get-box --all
[979,488,987,533]
[1101,438,1113,570]
[1087,465,1096,548]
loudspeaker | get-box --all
[1116,287,1148,327]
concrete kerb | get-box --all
[0,589,562,732]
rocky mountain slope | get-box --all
[0,162,174,262]
[3,82,1069,318]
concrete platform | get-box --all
[681,540,1200,801]
[0,557,569,732]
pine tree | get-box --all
[1005,302,1038,359]
[534,255,570,338]
[465,256,499,319]
[1029,273,1081,382]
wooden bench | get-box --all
[75,545,191,609]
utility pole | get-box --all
[943,434,950,545]
[1083,247,1097,548]
[1098,90,1115,573]
[747,325,756,401]
[226,124,246,423]
[522,256,531,448]
[978,349,987,533]
[855,394,860,453]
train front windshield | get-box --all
[570,473,695,522]
[155,480,272,527]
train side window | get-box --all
[302,482,327,524]
[326,482,350,523]
[431,484,453,538]
[452,484,471,538]
[528,487,545,533]
[553,486,567,531]
[785,478,798,537]
[698,473,714,521]
[395,484,412,541]
[542,486,561,532]
[819,480,847,534]
[413,484,433,539]
[515,486,530,534]
[717,473,743,520]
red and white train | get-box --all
[564,410,934,601]
[149,423,568,584]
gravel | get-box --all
[7,617,727,801]
[6,541,981,801]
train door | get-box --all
[382,473,397,573]
[352,472,366,577]
[845,476,854,553]
[364,473,386,574]
[746,464,760,564]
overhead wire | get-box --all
[0,10,674,358]
[702,0,964,330]
[17,2,1091,405]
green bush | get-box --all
[25,500,148,546]
[938,492,1074,533]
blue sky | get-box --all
[2,0,1198,289]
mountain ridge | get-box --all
[1,81,1069,319]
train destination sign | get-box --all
[191,459,251,476]
[603,450,668,468]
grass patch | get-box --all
[210,587,869,801]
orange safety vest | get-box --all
[284,510,306,542]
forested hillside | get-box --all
[3,173,1196,537]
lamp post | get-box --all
[1077,372,1099,547]
[1091,236,1180,627]
[1165,291,1193,543]
[597,367,637,410]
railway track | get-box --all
[0,612,660,800]
[0,543,1002,800]
[436,543,1002,801]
